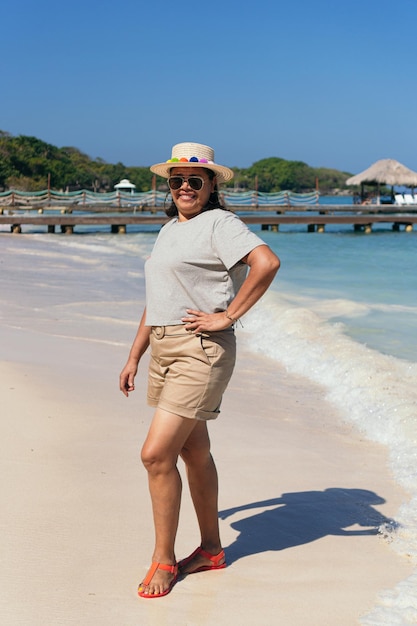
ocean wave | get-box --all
[243,291,417,623]
[270,290,417,322]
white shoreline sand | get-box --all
[0,320,412,625]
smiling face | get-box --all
[169,167,216,221]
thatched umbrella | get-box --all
[346,159,417,202]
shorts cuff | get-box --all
[147,398,220,421]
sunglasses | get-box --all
[168,175,205,191]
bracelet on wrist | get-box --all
[225,310,244,328]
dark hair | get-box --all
[164,168,230,217]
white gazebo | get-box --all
[114,178,136,195]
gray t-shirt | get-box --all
[144,209,265,326]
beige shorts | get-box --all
[147,324,236,420]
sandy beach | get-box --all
[0,235,412,625]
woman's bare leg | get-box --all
[180,421,225,572]
[140,408,197,596]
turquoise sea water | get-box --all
[261,227,416,362]
[1,213,416,622]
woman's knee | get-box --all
[180,440,211,468]
[180,423,211,466]
[141,441,177,474]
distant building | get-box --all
[114,178,136,194]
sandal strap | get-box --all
[141,561,178,586]
[197,547,225,567]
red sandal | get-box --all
[178,547,226,575]
[138,562,178,598]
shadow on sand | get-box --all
[219,488,396,565]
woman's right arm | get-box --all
[119,308,151,397]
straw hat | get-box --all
[150,142,234,183]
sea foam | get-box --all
[243,290,417,624]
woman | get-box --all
[119,142,280,598]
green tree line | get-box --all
[0,131,352,193]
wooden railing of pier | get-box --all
[0,204,416,234]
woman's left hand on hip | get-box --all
[182,309,233,333]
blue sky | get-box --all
[1,0,417,174]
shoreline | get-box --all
[0,323,411,625]
[0,233,413,624]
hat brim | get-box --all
[150,161,234,184]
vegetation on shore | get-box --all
[0,131,353,194]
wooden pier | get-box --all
[0,205,416,234]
